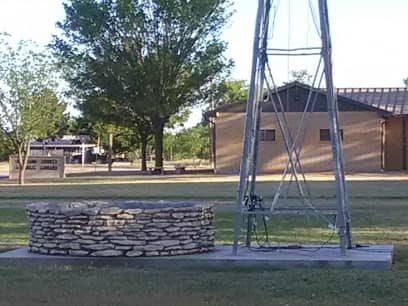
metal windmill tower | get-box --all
[232,0,352,255]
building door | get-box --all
[384,117,407,171]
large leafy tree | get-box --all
[78,96,153,171]
[53,0,232,169]
[0,34,65,184]
[68,114,150,170]
[90,121,142,171]
[211,79,248,107]
[0,130,13,161]
[163,123,209,161]
[289,69,313,84]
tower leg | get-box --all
[318,0,352,255]
[232,0,267,255]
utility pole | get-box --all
[108,132,113,172]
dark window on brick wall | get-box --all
[320,129,343,141]
[259,129,276,142]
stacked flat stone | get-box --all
[27,201,215,257]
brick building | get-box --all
[209,82,408,173]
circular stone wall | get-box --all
[27,201,214,257]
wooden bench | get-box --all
[174,165,186,174]
[148,167,164,175]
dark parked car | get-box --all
[91,153,115,164]
[69,152,113,164]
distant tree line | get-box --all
[163,123,209,162]
[0,0,254,184]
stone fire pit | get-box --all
[27,201,215,257]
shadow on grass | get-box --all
[1,179,408,201]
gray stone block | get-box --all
[143,244,164,251]
[69,250,90,256]
[56,234,77,240]
[100,207,123,215]
[151,240,180,247]
[59,243,81,250]
[90,250,123,257]
[110,240,146,246]
[126,250,143,257]
[84,244,115,251]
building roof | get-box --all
[31,139,72,145]
[211,82,393,115]
[30,144,96,148]
[210,82,408,116]
[337,87,408,115]
[30,135,96,148]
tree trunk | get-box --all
[17,146,23,185]
[17,142,30,185]
[18,166,24,185]
[140,135,148,172]
[134,118,152,171]
[153,120,166,170]
[108,132,113,172]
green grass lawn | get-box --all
[1,174,408,305]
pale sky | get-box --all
[224,0,408,87]
[0,0,407,125]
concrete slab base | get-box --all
[0,244,394,270]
